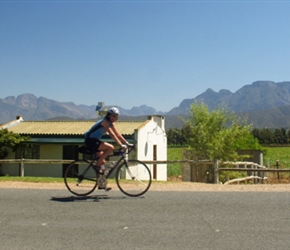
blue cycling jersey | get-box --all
[85,118,112,140]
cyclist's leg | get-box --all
[95,142,114,166]
[95,142,114,191]
[96,150,103,159]
[85,138,101,153]
[85,138,103,165]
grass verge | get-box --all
[0,176,64,183]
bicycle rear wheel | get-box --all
[116,160,152,197]
[64,160,98,196]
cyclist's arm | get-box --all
[103,122,122,146]
[109,124,130,146]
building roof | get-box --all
[1,118,149,136]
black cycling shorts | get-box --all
[85,138,102,151]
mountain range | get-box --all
[1,81,290,129]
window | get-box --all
[16,144,40,159]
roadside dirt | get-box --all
[1,181,290,192]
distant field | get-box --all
[263,146,290,168]
[167,147,184,178]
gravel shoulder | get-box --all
[0,181,290,192]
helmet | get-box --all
[107,107,119,115]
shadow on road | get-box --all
[50,195,144,202]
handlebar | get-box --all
[113,145,134,156]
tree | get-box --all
[185,101,261,161]
[258,128,275,145]
[0,129,29,159]
[180,124,194,145]
[273,128,288,144]
[167,128,181,145]
[287,130,290,144]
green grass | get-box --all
[262,147,290,183]
[167,146,290,169]
[167,147,185,177]
[166,146,290,180]
[0,176,64,183]
[263,147,290,169]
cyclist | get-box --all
[84,107,132,190]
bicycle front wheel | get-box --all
[64,160,98,196]
[116,160,152,197]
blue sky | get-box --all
[1,0,290,112]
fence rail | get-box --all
[0,159,73,164]
[1,159,290,182]
[0,159,73,177]
[0,159,213,164]
[219,168,290,172]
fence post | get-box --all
[214,159,219,184]
[276,160,280,182]
[20,158,24,177]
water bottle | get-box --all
[104,162,115,176]
[104,168,109,176]
[109,161,115,169]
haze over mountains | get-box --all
[1,81,290,129]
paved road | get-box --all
[1,187,290,250]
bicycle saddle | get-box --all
[78,146,95,154]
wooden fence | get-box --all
[1,159,290,184]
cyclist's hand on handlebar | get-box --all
[120,144,127,151]
[127,143,134,148]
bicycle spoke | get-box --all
[64,160,98,196]
[116,160,152,197]
[125,169,149,186]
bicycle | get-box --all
[64,145,152,197]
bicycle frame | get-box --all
[86,146,134,179]
[100,146,134,178]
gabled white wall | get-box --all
[136,116,167,181]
